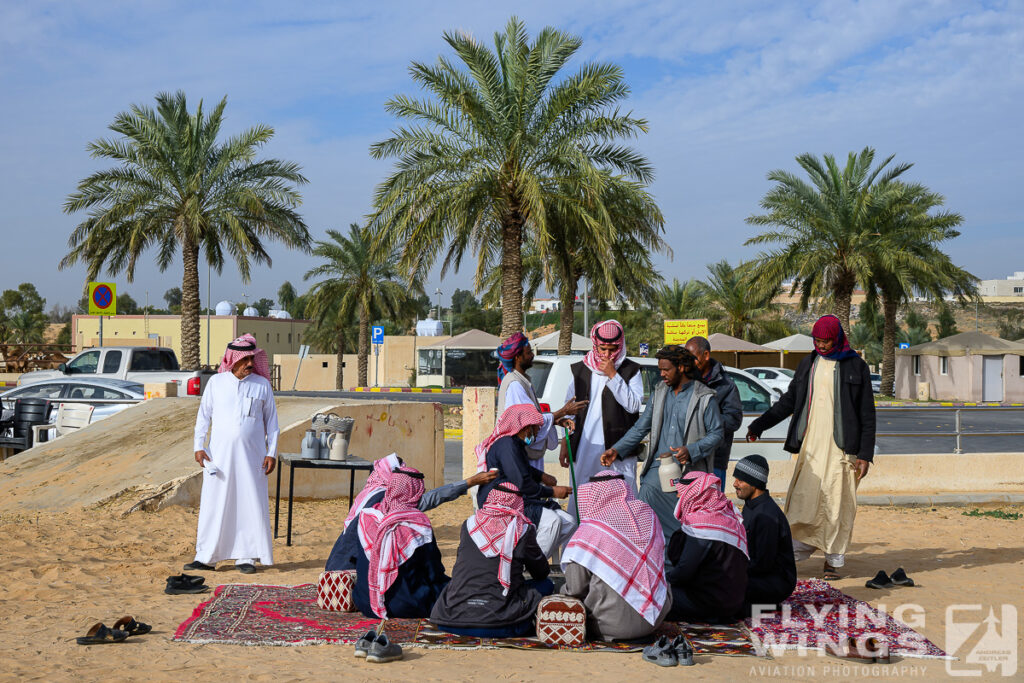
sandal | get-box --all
[822,562,841,581]
[112,616,152,637]
[76,622,128,645]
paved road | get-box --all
[282,392,1024,456]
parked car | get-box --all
[745,366,794,394]
[19,346,213,396]
[526,356,790,464]
[0,377,145,428]
[870,373,882,394]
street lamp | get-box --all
[434,288,443,320]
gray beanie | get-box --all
[733,454,769,490]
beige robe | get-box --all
[783,358,859,556]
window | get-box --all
[10,383,65,400]
[913,356,921,375]
[940,357,948,375]
[726,371,773,412]
[526,362,552,396]
[129,350,174,371]
[67,351,101,374]
[67,385,131,400]
[102,351,122,374]
[288,333,292,343]
[1014,286,1023,294]
[418,349,443,375]
[321,361,329,368]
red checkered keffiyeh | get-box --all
[343,453,401,531]
[468,483,533,595]
[562,471,668,625]
[473,403,544,472]
[357,466,433,618]
[583,320,626,374]
[217,333,271,380]
[673,472,748,558]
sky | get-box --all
[1,0,1021,313]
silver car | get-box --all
[1,377,144,426]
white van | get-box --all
[525,356,790,476]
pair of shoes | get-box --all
[112,616,152,637]
[183,560,215,571]
[642,635,693,666]
[165,574,211,595]
[865,567,915,589]
[365,633,403,663]
[354,629,376,658]
[237,563,257,575]
[840,636,890,663]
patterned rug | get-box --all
[745,579,952,660]
[173,583,762,655]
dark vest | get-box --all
[569,359,642,458]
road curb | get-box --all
[345,387,463,394]
[444,428,463,439]
[876,400,1024,407]
[854,493,1024,506]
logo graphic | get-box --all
[946,604,1017,676]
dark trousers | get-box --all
[435,579,555,638]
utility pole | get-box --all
[583,278,589,334]
[207,262,212,367]
[434,287,443,320]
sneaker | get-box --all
[366,633,403,663]
[642,635,677,667]
[672,635,695,666]
[237,563,257,575]
[865,570,893,589]
[354,630,376,658]
[183,561,215,571]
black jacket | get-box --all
[702,359,744,469]
[666,530,748,619]
[478,436,556,526]
[748,353,876,462]
[741,493,797,607]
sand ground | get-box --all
[1,496,1022,682]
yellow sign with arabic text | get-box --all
[663,319,708,345]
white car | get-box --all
[745,366,794,394]
[526,356,791,468]
[1,377,145,429]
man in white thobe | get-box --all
[186,333,279,574]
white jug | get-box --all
[658,453,682,492]
[329,434,349,461]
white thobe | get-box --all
[564,369,643,491]
[192,371,279,566]
[503,379,559,472]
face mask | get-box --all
[522,434,535,446]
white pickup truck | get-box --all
[19,346,215,396]
[527,356,791,465]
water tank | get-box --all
[275,310,291,319]
[215,300,234,316]
[416,318,444,336]
[243,306,259,317]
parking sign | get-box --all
[371,326,384,345]
[639,342,649,357]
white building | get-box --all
[978,271,1024,298]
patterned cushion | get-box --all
[536,595,587,647]
[317,570,356,612]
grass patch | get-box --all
[962,509,1022,520]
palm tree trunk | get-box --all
[881,295,898,396]
[832,273,857,334]
[335,328,345,390]
[358,306,369,387]
[558,276,578,355]
[499,208,525,338]
[179,234,201,370]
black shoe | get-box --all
[183,561,215,571]
[890,567,915,586]
[165,575,211,594]
[237,563,257,575]
[865,570,893,589]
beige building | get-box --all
[895,332,1024,402]
[978,271,1024,299]
[72,314,312,367]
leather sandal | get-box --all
[112,616,152,636]
[822,562,841,581]
[76,622,128,645]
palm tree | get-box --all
[368,17,655,337]
[60,91,310,369]
[699,261,793,343]
[745,147,912,333]
[304,223,422,387]
[865,181,976,395]
[657,278,709,321]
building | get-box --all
[72,314,311,367]
[978,271,1024,299]
[417,329,501,387]
[894,332,1024,402]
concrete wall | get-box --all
[73,314,310,366]
[273,399,445,500]
[275,335,431,389]
[275,353,340,391]
[896,353,1024,402]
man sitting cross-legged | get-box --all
[560,471,672,641]
[431,483,554,637]
[732,455,797,616]
[350,465,449,619]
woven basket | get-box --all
[312,412,354,437]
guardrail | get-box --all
[737,406,1024,454]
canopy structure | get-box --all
[423,329,502,350]
[418,329,503,387]
[896,331,1024,357]
[705,333,777,370]
[529,330,590,355]
[763,333,815,352]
